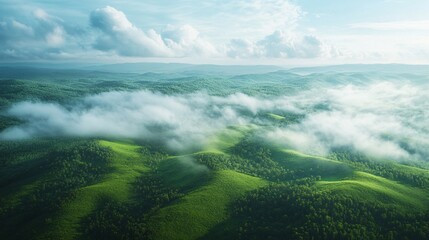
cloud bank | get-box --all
[0,91,294,150]
[89,6,330,59]
[0,4,334,60]
[264,82,429,161]
[1,81,428,161]
[2,1,429,63]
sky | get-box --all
[1,0,429,65]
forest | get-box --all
[0,64,428,239]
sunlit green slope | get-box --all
[148,170,267,240]
[41,140,149,239]
[0,135,428,240]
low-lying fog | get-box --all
[1,81,428,162]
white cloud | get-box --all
[0,4,339,61]
[264,82,429,161]
[1,80,428,161]
[90,6,218,57]
[228,31,339,59]
[0,8,76,59]
[45,26,65,46]
[34,8,50,21]
[0,91,266,150]
[162,24,218,56]
[0,5,220,60]
[10,20,33,35]
[90,6,171,57]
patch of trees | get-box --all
[21,141,112,211]
[83,169,183,239]
[329,149,429,189]
[193,152,298,182]
[139,146,169,168]
[0,140,112,238]
[82,198,150,240]
[0,70,305,114]
[225,181,429,240]
[0,139,63,169]
[0,116,21,132]
[194,137,330,182]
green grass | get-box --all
[158,155,211,190]
[317,171,429,212]
[393,162,429,177]
[273,149,353,180]
[275,149,429,212]
[268,113,285,120]
[148,170,267,240]
[40,140,149,239]
[204,125,255,153]
[2,137,429,239]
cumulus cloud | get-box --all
[0,8,75,59]
[0,4,339,60]
[90,6,218,57]
[81,3,339,60]
[228,31,339,58]
[90,6,170,57]
[162,24,218,56]
[0,6,219,60]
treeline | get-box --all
[0,140,112,239]
[194,137,333,182]
[0,139,182,239]
[139,145,169,168]
[329,149,429,189]
[82,173,184,239]
[224,181,429,240]
[0,70,305,113]
[21,141,112,211]
[82,148,183,240]
[193,150,297,182]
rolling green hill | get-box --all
[40,140,149,239]
[0,135,428,239]
[273,149,353,180]
[317,171,429,212]
[0,66,428,239]
[148,170,266,240]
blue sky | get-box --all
[1,0,429,65]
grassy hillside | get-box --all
[205,125,257,152]
[317,171,429,212]
[273,149,353,180]
[41,140,149,239]
[148,170,267,240]
[0,136,428,239]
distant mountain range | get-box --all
[1,62,428,75]
[289,64,429,74]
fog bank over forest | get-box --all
[1,79,427,162]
